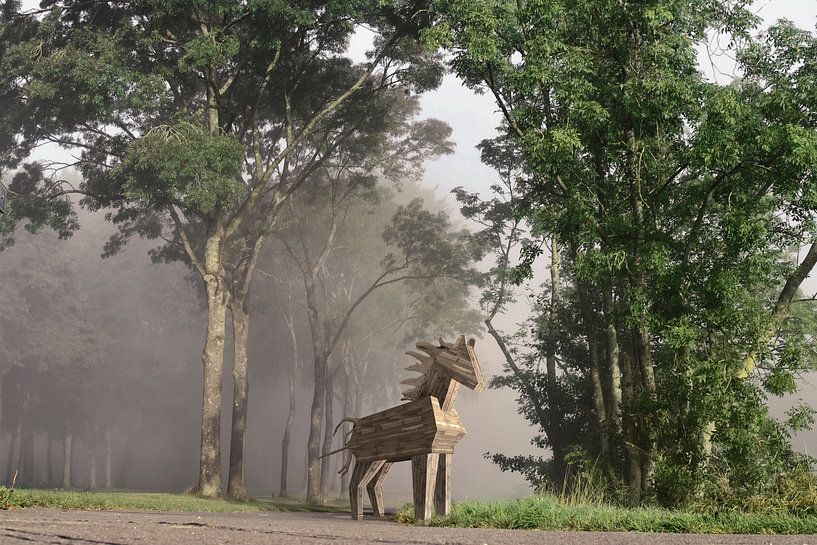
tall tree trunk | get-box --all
[304,276,327,503]
[104,428,112,489]
[634,325,656,496]
[603,288,623,442]
[89,446,97,491]
[46,433,54,487]
[278,282,299,498]
[279,362,296,497]
[339,370,354,500]
[320,370,336,500]
[118,408,142,488]
[20,422,33,487]
[4,420,20,485]
[621,352,641,506]
[629,142,657,497]
[227,297,251,499]
[62,424,72,489]
[545,236,565,481]
[198,233,229,498]
[588,334,610,469]
[577,281,611,472]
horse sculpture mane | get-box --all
[338,335,485,521]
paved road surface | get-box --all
[1,509,816,545]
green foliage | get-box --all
[0,163,78,251]
[120,122,245,215]
[396,495,817,534]
[0,486,13,510]
[692,463,817,518]
[442,0,817,513]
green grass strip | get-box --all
[397,496,817,535]
[3,488,347,513]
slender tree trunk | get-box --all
[621,352,641,506]
[46,433,53,487]
[339,371,353,500]
[280,348,297,497]
[604,288,623,442]
[545,236,566,481]
[198,233,229,498]
[5,420,20,485]
[227,298,251,499]
[629,142,657,497]
[104,429,112,489]
[577,281,611,471]
[62,425,72,489]
[19,409,34,487]
[118,408,142,488]
[89,446,97,491]
[277,283,299,498]
[634,325,656,495]
[320,371,336,500]
[279,365,295,497]
[588,334,610,469]
[304,275,327,503]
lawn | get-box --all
[1,488,347,513]
[396,495,817,535]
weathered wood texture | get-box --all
[366,462,392,517]
[434,453,451,516]
[345,335,484,521]
[349,459,386,520]
[412,453,439,521]
[346,396,465,462]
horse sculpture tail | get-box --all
[317,417,358,476]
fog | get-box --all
[3,0,816,507]
[0,187,534,501]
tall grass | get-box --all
[396,495,817,534]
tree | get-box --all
[435,0,817,505]
[275,168,478,500]
[8,0,445,497]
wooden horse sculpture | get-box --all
[339,335,485,521]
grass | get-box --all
[7,486,817,535]
[0,487,347,513]
[396,495,817,535]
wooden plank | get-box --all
[412,453,439,521]
[434,453,452,516]
[367,462,393,518]
[436,351,482,390]
[466,341,486,392]
[349,460,385,520]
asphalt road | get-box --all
[1,509,816,545]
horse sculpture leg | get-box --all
[366,462,393,517]
[349,459,385,520]
[433,453,451,516]
[411,453,439,521]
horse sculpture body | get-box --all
[339,335,485,520]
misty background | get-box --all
[1,0,816,503]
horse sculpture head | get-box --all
[401,335,485,408]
